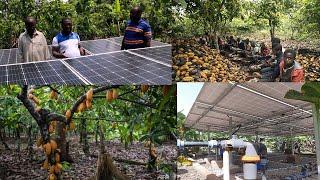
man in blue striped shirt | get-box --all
[121,7,152,50]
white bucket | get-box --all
[243,163,257,180]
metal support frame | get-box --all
[195,102,310,133]
[190,84,236,127]
[187,83,312,135]
[312,104,320,177]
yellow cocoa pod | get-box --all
[50,140,57,151]
[69,121,75,130]
[162,85,171,96]
[112,89,118,99]
[106,90,113,102]
[43,158,49,169]
[55,153,60,163]
[32,96,40,105]
[141,85,149,93]
[43,143,52,156]
[65,110,71,121]
[86,88,93,102]
[54,163,62,174]
[49,166,55,174]
[86,99,92,109]
[48,124,54,133]
[36,137,43,147]
[77,102,85,113]
[48,174,56,180]
[50,90,58,100]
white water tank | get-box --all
[243,163,257,180]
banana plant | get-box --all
[285,82,320,174]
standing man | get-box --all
[18,16,51,62]
[121,7,152,50]
[52,18,84,58]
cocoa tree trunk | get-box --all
[55,122,72,162]
[27,125,34,159]
[269,19,275,41]
[82,118,89,155]
[95,122,99,146]
[15,128,21,152]
[0,131,10,150]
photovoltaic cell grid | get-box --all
[81,39,121,54]
[81,38,169,55]
[0,47,57,65]
[64,51,171,85]
[0,61,84,85]
[0,38,171,85]
[0,48,19,65]
[129,46,172,65]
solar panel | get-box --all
[81,39,121,54]
[0,48,19,65]
[0,60,84,85]
[0,37,172,85]
[64,50,171,85]
[128,46,172,65]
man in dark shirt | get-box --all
[121,7,152,50]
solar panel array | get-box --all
[0,37,172,85]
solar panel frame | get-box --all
[0,48,19,65]
[81,39,121,54]
[63,50,171,85]
[0,60,87,85]
[127,45,172,66]
[0,37,172,85]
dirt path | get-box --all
[0,137,177,180]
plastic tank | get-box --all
[243,163,257,179]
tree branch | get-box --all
[118,97,155,109]
[70,86,120,120]
[72,117,127,122]
[47,113,67,124]
[17,85,40,122]
[92,95,155,109]
[48,85,61,95]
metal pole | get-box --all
[229,116,233,166]
[208,126,210,155]
[223,150,230,180]
[291,128,294,155]
[216,146,218,160]
[312,104,320,177]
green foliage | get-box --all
[0,85,177,147]
[0,0,179,49]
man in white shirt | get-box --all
[52,18,84,58]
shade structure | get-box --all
[185,83,314,136]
